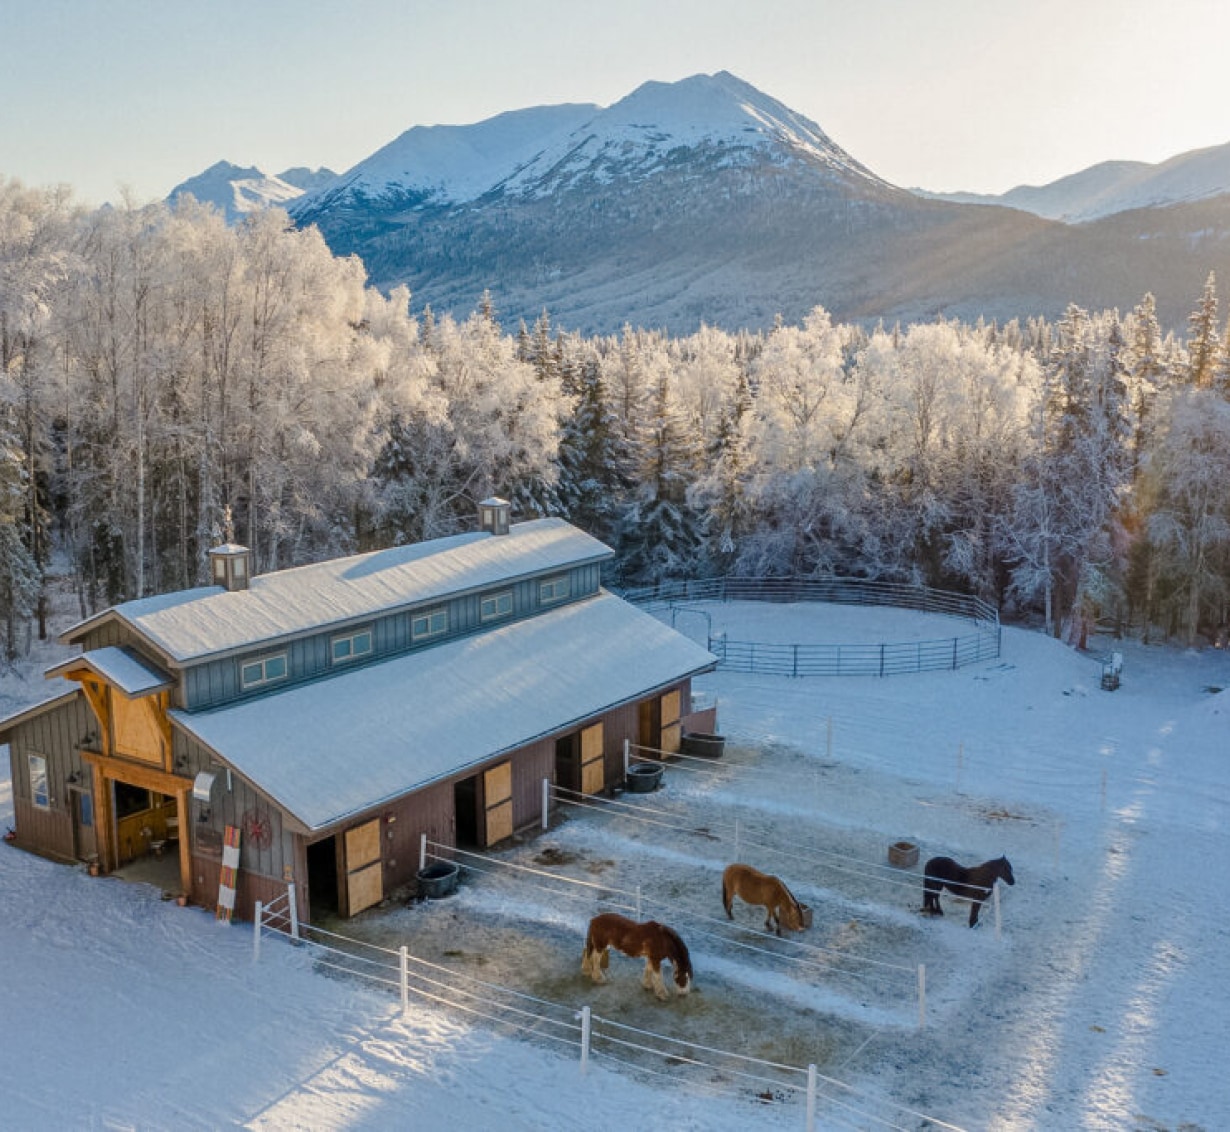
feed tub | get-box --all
[416,860,460,898]
[680,733,726,759]
[625,762,664,793]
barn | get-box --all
[1,500,717,924]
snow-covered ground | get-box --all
[2,603,1228,1131]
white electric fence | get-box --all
[253,898,967,1132]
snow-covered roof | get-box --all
[170,591,716,831]
[45,646,174,697]
[63,518,612,665]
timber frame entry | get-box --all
[68,668,193,897]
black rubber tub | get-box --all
[680,732,726,758]
[416,860,460,898]
[624,762,664,793]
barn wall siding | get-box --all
[8,695,100,860]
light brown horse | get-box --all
[581,912,693,1000]
[722,863,807,936]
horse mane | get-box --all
[659,922,692,980]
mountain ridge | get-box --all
[167,73,1230,334]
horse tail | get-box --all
[721,867,733,918]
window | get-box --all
[539,575,570,604]
[28,754,49,809]
[331,628,372,664]
[480,591,513,622]
[411,607,448,641]
[241,652,288,690]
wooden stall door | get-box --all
[580,723,605,795]
[344,818,383,916]
[660,689,681,755]
[484,762,513,846]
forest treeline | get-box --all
[2,177,1229,657]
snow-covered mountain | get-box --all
[920,139,1230,222]
[295,72,892,219]
[167,160,337,222]
[171,74,1230,333]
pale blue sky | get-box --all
[5,0,1230,206]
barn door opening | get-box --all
[483,761,513,847]
[454,775,479,848]
[554,734,578,793]
[342,818,383,917]
[307,835,340,918]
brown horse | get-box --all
[922,855,1015,927]
[722,863,807,936]
[581,912,693,1000]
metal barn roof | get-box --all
[63,518,612,665]
[170,591,716,831]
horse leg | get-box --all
[969,897,983,928]
[644,959,668,1000]
[584,945,608,982]
[923,882,942,915]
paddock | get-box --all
[298,727,1052,1113]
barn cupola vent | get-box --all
[209,506,251,592]
[478,496,511,536]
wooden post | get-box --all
[252,901,263,963]
[287,883,300,941]
[578,1005,591,1073]
[419,832,427,872]
[542,777,550,830]
[917,963,926,1029]
[400,945,409,1015]
[826,717,833,760]
[623,737,630,778]
[806,1063,817,1131]
[636,884,642,920]
[994,883,1002,939]
[734,818,741,859]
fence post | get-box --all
[806,1063,817,1131]
[826,717,833,760]
[542,777,550,830]
[636,884,642,920]
[994,883,1002,939]
[400,945,409,1015]
[734,818,741,859]
[952,636,958,669]
[252,901,263,963]
[578,1005,591,1073]
[955,742,964,795]
[419,832,427,872]
[623,738,630,778]
[792,643,798,678]
[288,882,300,941]
[918,963,926,1029]
[879,643,885,677]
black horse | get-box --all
[922,855,1015,927]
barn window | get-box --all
[411,607,448,641]
[241,652,288,690]
[480,591,513,622]
[331,628,372,664]
[539,575,570,604]
[28,754,49,809]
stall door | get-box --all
[660,690,682,755]
[580,723,606,795]
[484,762,513,846]
[344,818,383,916]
